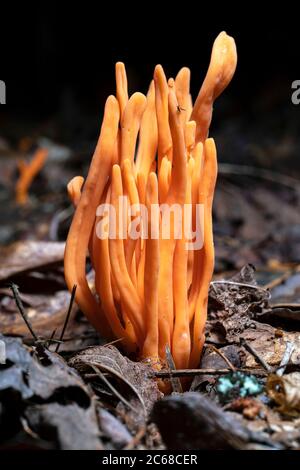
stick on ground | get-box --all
[241,338,272,372]
[9,283,38,342]
[55,284,77,353]
[276,341,294,376]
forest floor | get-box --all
[1,124,300,450]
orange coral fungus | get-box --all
[64,32,237,369]
[16,148,48,205]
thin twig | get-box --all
[8,283,38,342]
[211,280,270,295]
[207,345,236,371]
[49,328,57,342]
[262,271,293,291]
[86,360,147,416]
[218,163,300,190]
[55,284,77,353]
[276,341,294,376]
[89,363,136,413]
[240,338,272,372]
[153,368,267,378]
[103,337,124,347]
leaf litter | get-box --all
[2,258,300,449]
[1,142,300,449]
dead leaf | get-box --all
[257,270,300,324]
[24,403,102,450]
[0,335,104,449]
[69,345,161,426]
[267,372,300,415]
[214,180,300,269]
[211,267,270,309]
[242,329,300,369]
[0,335,91,402]
[0,241,65,281]
[206,266,300,371]
[209,265,270,337]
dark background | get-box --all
[0,6,299,171]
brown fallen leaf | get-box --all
[241,328,300,370]
[267,372,300,416]
[207,266,300,371]
[257,269,300,325]
[214,178,300,269]
[209,265,270,334]
[69,345,162,427]
[0,241,65,281]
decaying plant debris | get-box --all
[1,135,300,451]
[1,142,300,451]
[1,259,300,450]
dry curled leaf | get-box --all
[267,372,300,415]
[209,265,270,316]
[69,345,162,425]
[207,266,300,371]
[0,241,65,281]
[208,265,270,343]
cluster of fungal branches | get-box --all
[64,32,237,370]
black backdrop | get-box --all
[0,6,298,113]
[0,4,299,172]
